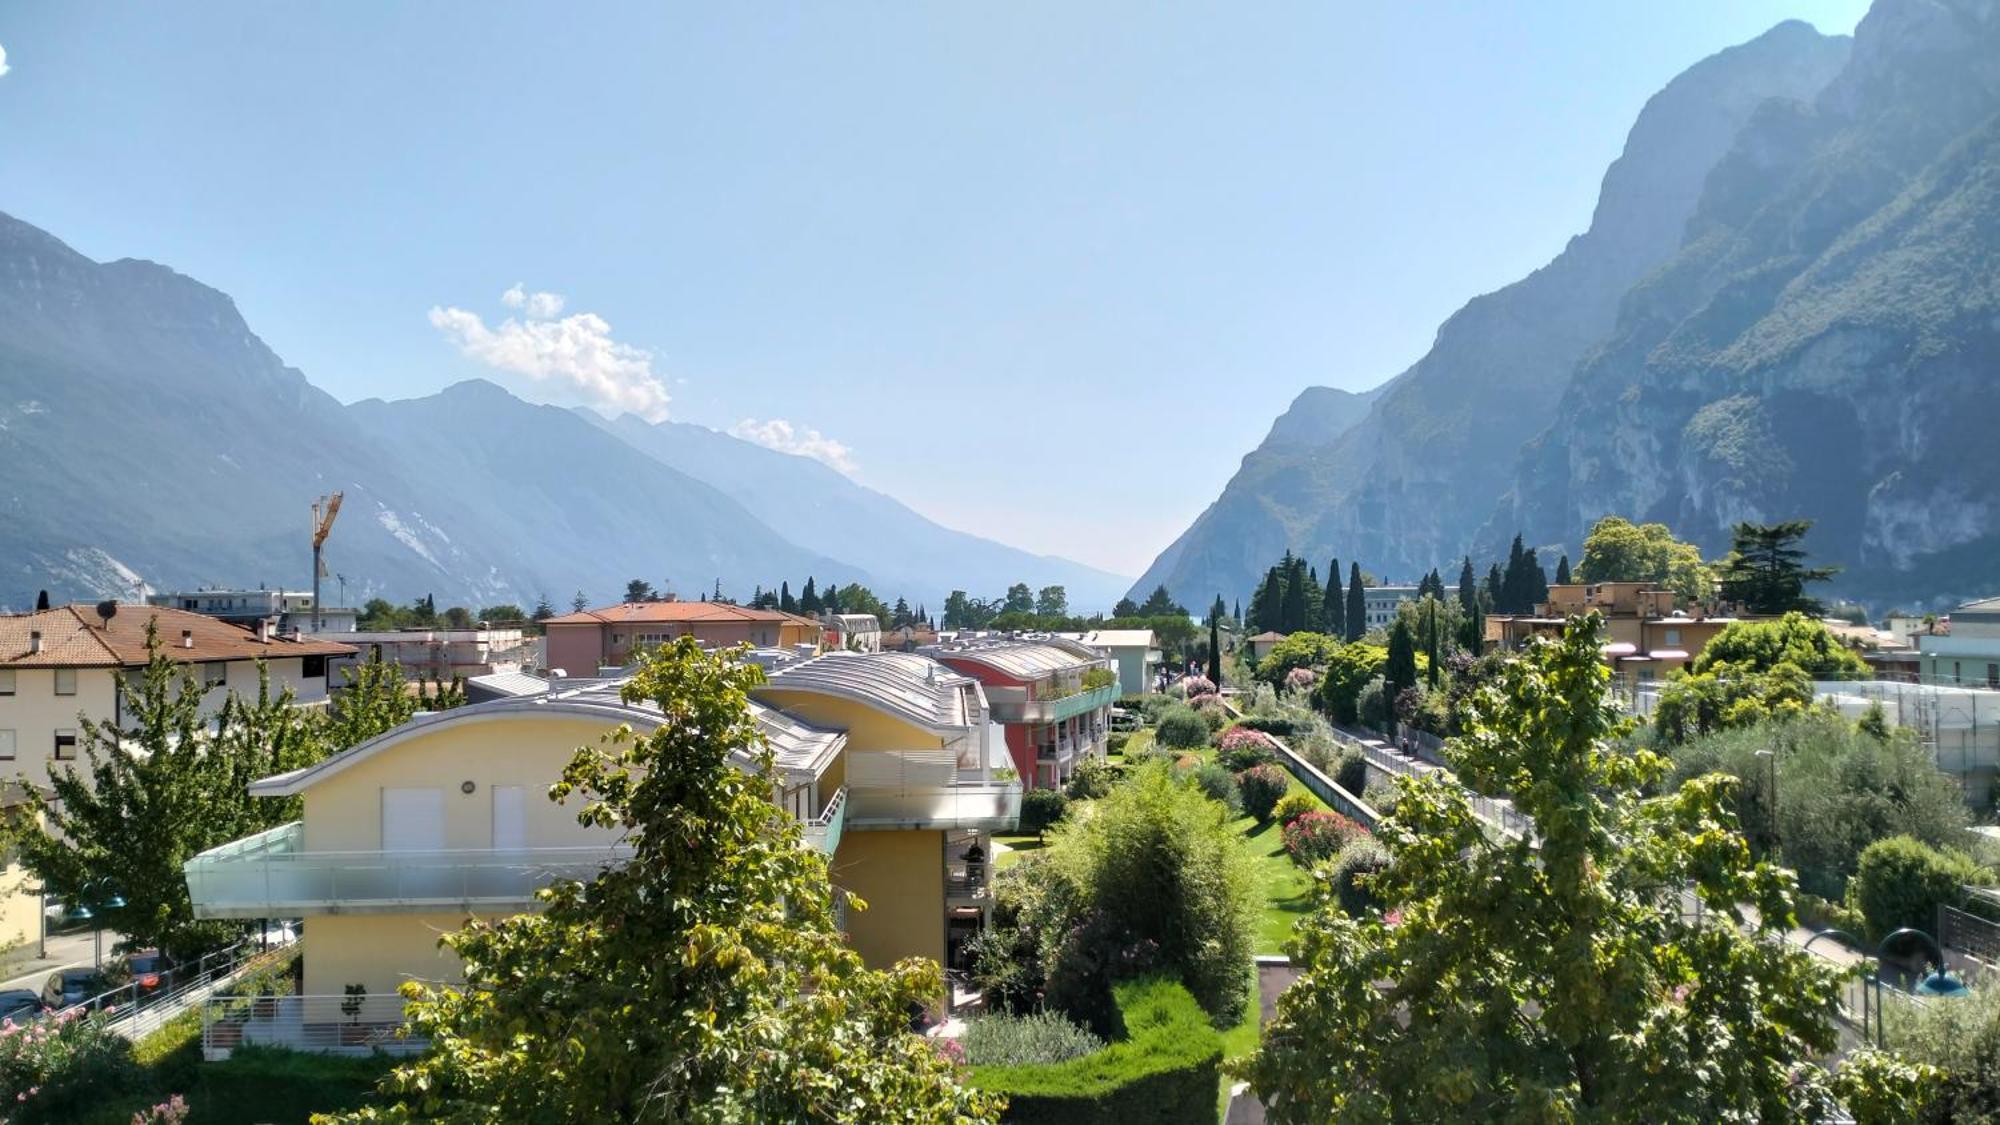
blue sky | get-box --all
[0,2,1868,576]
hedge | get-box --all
[968,977,1223,1124]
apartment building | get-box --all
[320,626,534,683]
[925,636,1117,791]
[1918,596,2000,688]
[182,649,1021,1043]
[1360,585,1424,631]
[148,587,359,634]
[0,604,353,790]
[542,599,823,675]
[1057,629,1159,696]
[823,614,883,654]
[1487,582,1736,685]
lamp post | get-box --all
[63,879,125,968]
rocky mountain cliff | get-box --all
[0,212,1125,611]
[1132,20,1853,606]
[1494,0,2000,604]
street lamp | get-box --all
[62,879,125,968]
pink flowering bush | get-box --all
[1179,676,1216,698]
[131,1095,191,1125]
[1216,726,1272,752]
[1284,666,1319,692]
[1281,810,1368,867]
[1185,693,1222,711]
[0,1008,138,1122]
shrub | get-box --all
[1334,747,1368,797]
[1796,892,1865,939]
[1272,791,1319,827]
[1254,632,1340,688]
[1361,776,1399,811]
[1328,838,1392,917]
[1880,977,2000,1120]
[1178,676,1216,699]
[967,977,1224,1125]
[1236,764,1291,822]
[1233,714,1300,739]
[960,1010,1105,1068]
[1846,835,1988,943]
[1216,726,1275,771]
[1066,757,1119,801]
[1189,762,1241,816]
[0,1009,140,1123]
[1155,706,1210,750]
[1284,666,1320,693]
[1282,810,1366,867]
[1021,788,1071,837]
[1106,731,1130,756]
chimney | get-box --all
[28,631,42,655]
[256,619,273,643]
[181,629,194,650]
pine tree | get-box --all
[1324,558,1345,638]
[1714,520,1838,614]
[1555,554,1572,585]
[780,581,797,614]
[1345,563,1366,643]
[892,597,911,628]
[800,577,820,613]
[572,590,588,614]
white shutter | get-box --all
[381,788,445,852]
[492,786,527,851]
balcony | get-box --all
[184,822,635,919]
[985,681,1119,725]
[801,786,847,856]
[846,781,1020,833]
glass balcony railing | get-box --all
[184,822,635,919]
[845,783,1021,832]
[801,787,847,856]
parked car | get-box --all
[0,989,47,1023]
[40,968,111,1012]
[123,950,177,1003]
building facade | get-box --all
[823,614,883,654]
[149,587,359,634]
[926,637,1117,791]
[1918,596,2000,688]
[1359,586,1423,632]
[542,600,823,675]
[1487,583,1737,687]
[320,627,534,683]
[1058,629,1159,696]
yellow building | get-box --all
[183,652,1020,1048]
[1486,582,1742,687]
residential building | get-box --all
[1918,596,2000,689]
[182,650,1019,1036]
[149,587,358,634]
[925,637,1117,791]
[824,614,883,654]
[542,600,822,675]
[1805,679,2000,807]
[0,604,354,790]
[1488,583,1737,688]
[1244,631,1287,664]
[1058,629,1159,696]
[1360,585,1423,631]
[320,627,534,683]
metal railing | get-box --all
[201,992,423,1061]
[1336,727,1535,841]
[801,786,847,856]
[57,938,297,1041]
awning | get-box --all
[1601,642,1638,657]
[1648,649,1689,661]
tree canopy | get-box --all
[1690,612,1868,681]
[1575,516,1713,602]
[1715,519,1838,615]
[337,637,999,1123]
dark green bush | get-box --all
[1328,838,1392,917]
[1236,764,1290,822]
[1846,835,1987,943]
[969,977,1224,1125]
[962,1011,1105,1068]
[1066,758,1119,801]
[1234,714,1301,739]
[1155,706,1209,750]
[1334,747,1368,797]
[1021,788,1072,837]
[1189,762,1240,816]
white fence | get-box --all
[57,939,297,1042]
[202,992,423,1061]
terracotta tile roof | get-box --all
[544,601,820,629]
[0,604,355,668]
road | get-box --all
[0,928,126,996]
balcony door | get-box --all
[492,786,527,851]
[382,787,445,852]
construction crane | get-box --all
[311,492,343,632]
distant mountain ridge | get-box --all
[0,212,1128,611]
[1135,17,1882,606]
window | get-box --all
[302,655,327,679]
[1989,663,1998,689]
[0,731,13,760]
[1664,628,1682,645]
[53,730,77,761]
[0,669,12,696]
[202,662,227,689]
[53,668,76,696]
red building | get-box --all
[927,637,1118,790]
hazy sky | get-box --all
[0,2,1869,576]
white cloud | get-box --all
[429,287,669,421]
[728,418,859,476]
[0,42,11,77]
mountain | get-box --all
[1132,20,1853,606]
[1494,0,2000,604]
[0,210,1077,610]
[588,413,1131,611]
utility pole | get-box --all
[311,493,343,632]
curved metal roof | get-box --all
[925,636,1104,680]
[757,651,979,732]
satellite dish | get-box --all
[95,600,118,627]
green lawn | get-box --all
[1233,779,1329,956]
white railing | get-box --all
[801,786,847,855]
[57,939,297,1041]
[202,992,423,1061]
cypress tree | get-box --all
[1555,553,1572,585]
[1484,564,1504,611]
[1303,565,1324,630]
[1345,562,1366,643]
[824,584,843,614]
[1385,619,1418,700]
[1524,550,1550,610]
[35,589,50,611]
[1456,558,1477,612]
[779,581,796,614]
[1233,599,1242,623]
[1209,594,1227,627]
[800,577,820,613]
[1500,535,1529,613]
[1424,598,1442,687]
[1324,558,1344,637]
[1280,553,1308,633]
[1207,619,1222,685]
[1247,567,1284,633]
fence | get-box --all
[1941,903,2000,968]
[58,938,298,1042]
[1335,727,1536,841]
[201,992,423,1061]
[1215,699,1379,827]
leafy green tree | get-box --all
[336,638,1001,1123]
[623,579,656,604]
[833,584,890,624]
[1138,584,1185,618]
[14,629,330,957]
[1112,596,1140,618]
[1036,585,1069,618]
[1003,583,1035,615]
[1652,663,1815,744]
[1575,516,1713,603]
[1344,563,1365,643]
[1254,632,1340,688]
[441,606,474,628]
[1692,611,1868,680]
[1245,616,1903,1122]
[478,605,526,623]
[1317,643,1386,725]
[1715,519,1838,615]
